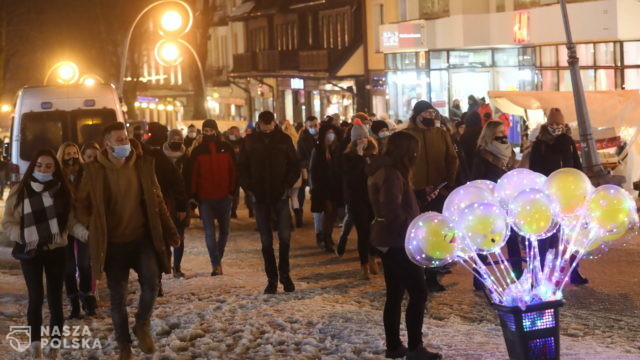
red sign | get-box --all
[513,12,529,44]
[574,136,622,151]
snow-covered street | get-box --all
[1,203,639,360]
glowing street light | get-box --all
[154,40,183,67]
[45,61,80,85]
[160,11,183,32]
[0,104,11,112]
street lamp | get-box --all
[0,104,11,112]
[154,40,183,67]
[44,61,80,85]
[79,74,104,87]
[117,0,193,94]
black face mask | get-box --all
[420,117,435,127]
[65,157,80,167]
[168,142,183,151]
[494,135,509,144]
[203,134,217,143]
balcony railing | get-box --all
[299,49,332,71]
[232,53,255,73]
[256,50,298,71]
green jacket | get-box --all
[75,150,178,280]
[402,122,458,190]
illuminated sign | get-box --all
[291,78,304,90]
[379,20,428,53]
[513,12,530,44]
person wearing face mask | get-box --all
[371,120,391,153]
[189,119,236,277]
[529,108,588,285]
[3,149,86,360]
[75,122,180,359]
[296,116,320,227]
[56,142,97,319]
[184,124,198,149]
[367,132,443,360]
[238,111,301,294]
[402,100,459,293]
[470,121,523,290]
[309,122,343,253]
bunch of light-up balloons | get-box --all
[405,168,639,309]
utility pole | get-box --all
[559,0,606,178]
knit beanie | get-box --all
[370,120,389,136]
[351,124,369,142]
[412,100,435,115]
[352,112,369,124]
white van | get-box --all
[8,84,125,180]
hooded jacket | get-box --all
[402,119,458,190]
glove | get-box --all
[72,223,89,242]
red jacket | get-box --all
[479,104,493,126]
[190,140,237,200]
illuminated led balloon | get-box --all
[443,185,494,222]
[495,169,546,209]
[405,212,457,267]
[467,180,496,195]
[456,202,510,254]
[586,185,638,243]
[544,168,593,217]
[508,189,560,239]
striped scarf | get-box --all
[21,181,65,251]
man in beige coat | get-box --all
[75,122,179,360]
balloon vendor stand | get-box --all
[405,168,638,360]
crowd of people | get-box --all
[3,96,590,360]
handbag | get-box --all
[11,242,38,260]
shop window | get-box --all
[624,69,640,90]
[558,43,594,66]
[430,51,448,69]
[595,69,615,90]
[539,46,557,67]
[559,69,595,91]
[623,41,640,66]
[449,50,492,68]
[494,48,519,67]
[399,53,418,70]
[595,42,615,66]
[519,47,535,66]
[540,70,558,91]
[429,70,448,115]
[385,54,397,70]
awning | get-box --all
[488,90,640,129]
[228,1,255,19]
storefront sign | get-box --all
[291,78,304,90]
[379,20,428,53]
[513,12,530,44]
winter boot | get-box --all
[280,276,295,293]
[82,295,97,317]
[406,346,442,360]
[294,209,303,228]
[324,233,336,253]
[173,268,185,279]
[30,341,43,359]
[385,344,408,359]
[264,279,278,295]
[316,232,325,250]
[132,321,155,354]
[369,257,379,275]
[336,234,348,257]
[118,343,132,360]
[67,295,82,320]
[360,265,371,280]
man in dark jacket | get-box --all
[239,111,301,294]
[190,119,237,276]
[295,116,319,226]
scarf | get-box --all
[483,141,513,168]
[21,181,68,251]
[162,142,185,164]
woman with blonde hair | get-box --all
[470,121,522,290]
[57,142,97,318]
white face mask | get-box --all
[378,131,390,139]
[549,126,564,136]
[326,133,336,143]
[188,132,197,138]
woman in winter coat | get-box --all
[459,111,483,168]
[529,108,588,285]
[56,142,97,319]
[470,121,523,289]
[310,122,343,253]
[3,149,85,359]
[340,124,379,280]
[162,129,190,278]
[368,132,442,360]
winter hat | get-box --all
[168,129,183,141]
[412,100,435,115]
[371,120,389,136]
[352,112,369,124]
[147,122,168,147]
[202,119,219,132]
[351,124,369,142]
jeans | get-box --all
[20,247,66,342]
[254,198,292,281]
[199,197,232,269]
[313,212,324,234]
[380,247,428,351]
[105,237,159,345]
[64,237,92,298]
[172,227,186,272]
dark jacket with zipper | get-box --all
[238,128,301,205]
[309,143,343,212]
[297,129,317,170]
[471,148,516,182]
[142,144,188,213]
[342,139,378,208]
[529,129,582,176]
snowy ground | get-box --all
[0,200,639,359]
